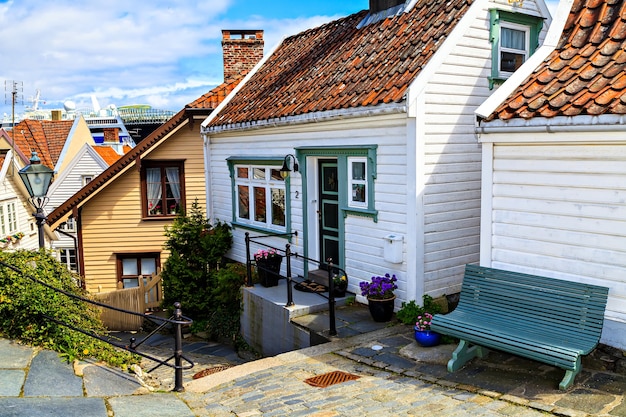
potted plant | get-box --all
[332,274,348,297]
[414,312,441,347]
[360,273,398,322]
[254,249,283,287]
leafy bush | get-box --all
[0,250,138,367]
[161,199,233,319]
[396,295,442,325]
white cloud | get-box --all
[0,0,343,117]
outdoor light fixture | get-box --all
[19,151,54,248]
[280,154,299,179]
[507,0,524,6]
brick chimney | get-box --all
[369,0,405,13]
[222,30,264,83]
[103,128,119,143]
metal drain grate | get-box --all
[304,371,360,388]
[192,365,233,379]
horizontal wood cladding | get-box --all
[80,125,206,291]
[490,144,626,321]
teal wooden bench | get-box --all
[430,264,609,390]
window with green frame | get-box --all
[227,157,289,233]
[298,145,378,222]
[489,9,543,89]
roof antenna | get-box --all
[4,80,23,176]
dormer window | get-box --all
[358,0,417,28]
[489,9,543,89]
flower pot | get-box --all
[333,287,347,298]
[256,256,283,287]
[367,296,396,322]
[414,328,441,347]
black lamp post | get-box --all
[19,152,54,249]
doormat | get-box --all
[304,371,360,388]
[192,365,233,379]
[294,280,327,293]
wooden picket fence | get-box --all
[94,272,163,331]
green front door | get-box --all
[318,159,340,267]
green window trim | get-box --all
[489,9,543,89]
[226,156,292,237]
[297,145,378,222]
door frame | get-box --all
[301,154,345,273]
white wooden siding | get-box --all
[208,114,411,301]
[418,0,549,296]
[489,144,626,327]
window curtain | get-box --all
[147,168,162,212]
[165,167,181,204]
[501,27,525,50]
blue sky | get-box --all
[0,0,558,118]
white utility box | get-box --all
[383,234,403,263]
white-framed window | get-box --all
[498,22,529,77]
[59,217,76,232]
[348,157,368,209]
[489,9,543,89]
[0,201,18,235]
[117,253,160,288]
[82,175,93,186]
[234,164,286,231]
[59,248,77,272]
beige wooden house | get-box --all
[47,30,265,292]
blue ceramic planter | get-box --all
[413,328,441,347]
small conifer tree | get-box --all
[161,200,232,319]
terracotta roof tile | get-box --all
[11,119,73,168]
[93,146,123,165]
[207,0,473,129]
[488,0,626,121]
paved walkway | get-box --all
[1,306,625,416]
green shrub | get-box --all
[0,250,138,367]
[396,295,442,325]
[161,200,233,319]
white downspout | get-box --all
[202,132,214,224]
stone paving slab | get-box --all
[82,363,143,397]
[23,350,83,397]
[0,398,108,417]
[0,370,25,396]
[108,393,195,417]
[0,339,34,368]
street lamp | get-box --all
[19,152,54,248]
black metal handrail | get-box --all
[0,260,193,392]
[244,232,347,336]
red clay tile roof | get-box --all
[207,0,473,129]
[11,119,74,168]
[487,0,626,121]
[187,74,248,109]
[93,145,124,165]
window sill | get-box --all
[232,221,291,239]
[142,215,176,221]
[342,207,378,222]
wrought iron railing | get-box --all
[245,232,348,336]
[0,260,193,392]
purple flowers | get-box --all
[360,273,398,300]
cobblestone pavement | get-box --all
[181,349,552,417]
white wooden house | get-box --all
[202,0,552,308]
[0,130,55,250]
[476,0,626,349]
